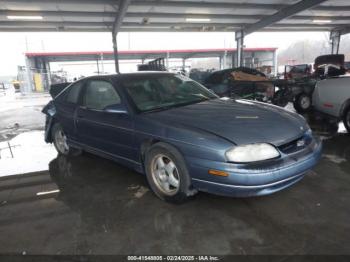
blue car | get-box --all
[43,72,322,203]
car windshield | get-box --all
[123,74,218,112]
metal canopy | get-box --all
[241,0,328,36]
[111,0,131,73]
[1,0,350,33]
[234,0,327,66]
[25,48,277,62]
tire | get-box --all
[52,123,82,156]
[343,107,350,134]
[294,93,312,113]
[144,142,197,203]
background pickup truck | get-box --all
[203,67,275,102]
[312,74,350,133]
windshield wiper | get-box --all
[142,104,178,113]
[143,99,209,114]
[192,93,211,100]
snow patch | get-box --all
[0,131,57,177]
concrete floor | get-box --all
[0,98,350,255]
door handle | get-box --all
[77,106,87,118]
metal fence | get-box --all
[16,66,70,93]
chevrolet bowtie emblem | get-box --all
[297,140,305,147]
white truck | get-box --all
[312,74,350,133]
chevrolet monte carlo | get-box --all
[43,72,322,203]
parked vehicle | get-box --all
[203,67,274,101]
[312,75,350,133]
[43,72,322,202]
[272,77,317,112]
[274,55,347,113]
[313,54,345,80]
[277,63,315,112]
[189,68,214,84]
[284,64,312,80]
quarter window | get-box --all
[66,81,83,104]
[83,80,121,110]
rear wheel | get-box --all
[294,93,312,113]
[52,123,82,156]
[144,142,197,203]
[343,107,350,134]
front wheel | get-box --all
[52,123,82,156]
[144,142,197,203]
[294,93,312,113]
[343,107,350,134]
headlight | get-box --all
[226,143,280,163]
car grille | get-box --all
[278,133,312,154]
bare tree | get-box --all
[278,32,350,65]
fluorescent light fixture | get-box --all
[312,19,332,23]
[7,15,43,20]
[186,18,211,22]
[36,189,60,196]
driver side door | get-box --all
[76,79,136,162]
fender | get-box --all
[340,98,350,118]
[42,100,57,143]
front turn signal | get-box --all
[208,169,229,177]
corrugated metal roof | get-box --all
[25,47,277,61]
[0,0,349,33]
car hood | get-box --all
[143,99,307,146]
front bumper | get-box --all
[187,136,322,197]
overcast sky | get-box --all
[0,31,329,76]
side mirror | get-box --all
[104,104,128,114]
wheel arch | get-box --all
[340,98,350,118]
[140,139,161,171]
[140,138,187,172]
[45,116,58,143]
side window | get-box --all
[83,80,121,110]
[66,81,83,104]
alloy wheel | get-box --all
[300,95,311,110]
[54,129,69,154]
[151,154,180,196]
